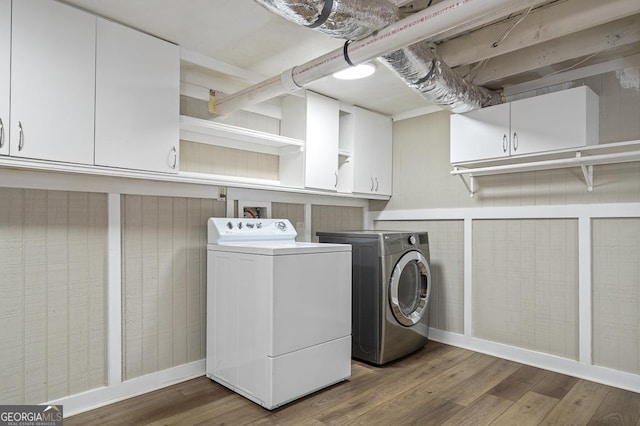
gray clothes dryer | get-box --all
[317,230,432,365]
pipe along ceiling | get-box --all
[212,0,544,116]
[254,0,500,113]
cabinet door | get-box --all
[510,86,598,155]
[10,0,95,164]
[0,0,9,156]
[450,102,510,163]
[95,19,180,173]
[304,91,339,191]
[352,107,392,195]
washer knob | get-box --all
[276,221,287,231]
[408,235,416,245]
[226,221,233,229]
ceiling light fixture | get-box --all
[333,63,376,80]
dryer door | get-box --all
[389,250,431,326]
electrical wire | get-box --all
[464,6,534,83]
[463,58,489,82]
[541,50,603,79]
[492,6,533,48]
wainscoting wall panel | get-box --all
[0,188,108,404]
[272,202,305,241]
[473,219,579,360]
[310,205,364,242]
[592,218,640,374]
[120,195,225,380]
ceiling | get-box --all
[62,0,640,118]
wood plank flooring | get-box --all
[66,342,640,425]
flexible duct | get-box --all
[254,0,399,40]
[255,0,499,112]
[381,40,501,112]
[213,0,544,115]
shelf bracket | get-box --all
[454,168,475,197]
[577,152,594,191]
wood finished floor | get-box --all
[67,342,640,425]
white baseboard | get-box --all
[49,331,640,418]
[49,360,205,417]
[429,328,640,393]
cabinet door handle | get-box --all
[502,134,508,153]
[18,121,24,151]
[375,177,379,192]
[170,146,177,169]
[334,171,338,188]
[513,132,518,152]
[371,177,375,191]
[0,117,4,149]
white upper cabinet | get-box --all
[10,0,96,164]
[95,18,180,173]
[450,103,511,163]
[451,86,599,164]
[509,87,599,155]
[0,0,9,156]
[281,91,340,191]
[347,107,393,196]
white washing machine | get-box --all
[206,218,352,410]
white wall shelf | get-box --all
[451,140,640,197]
[180,115,303,156]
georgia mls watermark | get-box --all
[0,405,63,426]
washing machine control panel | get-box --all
[209,218,296,244]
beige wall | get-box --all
[311,205,364,242]
[120,195,225,380]
[180,95,281,181]
[593,218,640,374]
[372,69,640,212]
[272,202,306,241]
[473,219,579,359]
[0,189,108,404]
[374,66,640,377]
[180,141,279,181]
[375,220,465,334]
[0,187,363,406]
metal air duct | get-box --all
[254,0,399,40]
[212,0,545,116]
[254,0,499,113]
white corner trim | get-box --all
[49,360,206,418]
[463,218,473,337]
[578,216,593,365]
[108,194,122,386]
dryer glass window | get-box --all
[398,262,423,316]
[389,251,431,326]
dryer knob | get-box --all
[408,235,416,245]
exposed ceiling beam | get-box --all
[180,48,268,83]
[423,0,552,44]
[467,15,640,86]
[504,53,640,97]
[437,0,640,68]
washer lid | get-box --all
[208,218,296,244]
